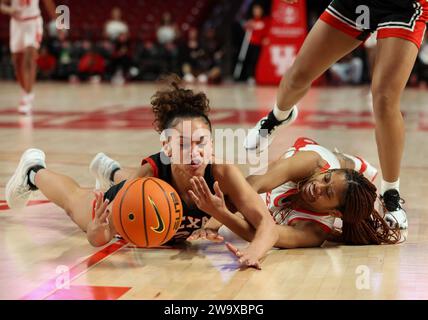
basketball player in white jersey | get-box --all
[244,0,428,230]
[0,0,56,113]
[188,137,401,255]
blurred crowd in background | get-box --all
[1,0,428,87]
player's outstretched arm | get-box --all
[247,150,320,193]
[190,165,279,268]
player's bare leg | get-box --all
[17,46,38,113]
[372,37,418,229]
[6,148,95,231]
[276,21,361,110]
[244,21,362,152]
[34,169,95,231]
[23,46,38,94]
[12,52,26,91]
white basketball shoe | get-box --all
[18,93,34,114]
[380,189,408,229]
[5,148,46,209]
[244,106,298,153]
[89,153,121,190]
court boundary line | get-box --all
[21,239,128,300]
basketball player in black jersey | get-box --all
[6,77,279,269]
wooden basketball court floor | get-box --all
[1,81,428,300]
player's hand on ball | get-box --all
[225,242,262,270]
[187,228,224,242]
[189,177,227,217]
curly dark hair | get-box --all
[151,75,211,133]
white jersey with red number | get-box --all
[11,0,40,20]
[265,137,377,233]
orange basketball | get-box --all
[112,177,183,247]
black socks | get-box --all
[27,165,45,190]
[110,167,120,183]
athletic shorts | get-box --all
[104,180,126,203]
[320,0,428,49]
[10,16,43,53]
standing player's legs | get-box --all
[16,45,39,113]
[11,48,38,97]
[11,52,26,92]
[276,21,361,110]
[10,17,43,113]
[22,46,38,95]
[244,20,362,151]
[371,37,419,229]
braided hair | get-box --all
[296,169,401,245]
[338,169,400,245]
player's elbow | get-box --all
[246,175,266,194]
[246,175,258,190]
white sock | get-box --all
[273,104,295,121]
[22,92,34,103]
[381,179,400,195]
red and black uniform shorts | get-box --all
[320,0,428,48]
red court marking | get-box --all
[22,239,128,300]
[0,200,51,211]
[44,285,131,300]
[419,111,428,131]
[0,107,396,130]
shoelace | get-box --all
[259,112,288,135]
[380,193,405,212]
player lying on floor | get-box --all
[5,77,279,269]
[187,136,401,260]
[91,136,401,265]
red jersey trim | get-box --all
[320,10,363,39]
[355,156,367,175]
[377,21,426,49]
[141,157,159,178]
[319,163,331,173]
[273,188,298,207]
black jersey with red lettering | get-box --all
[104,152,215,243]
